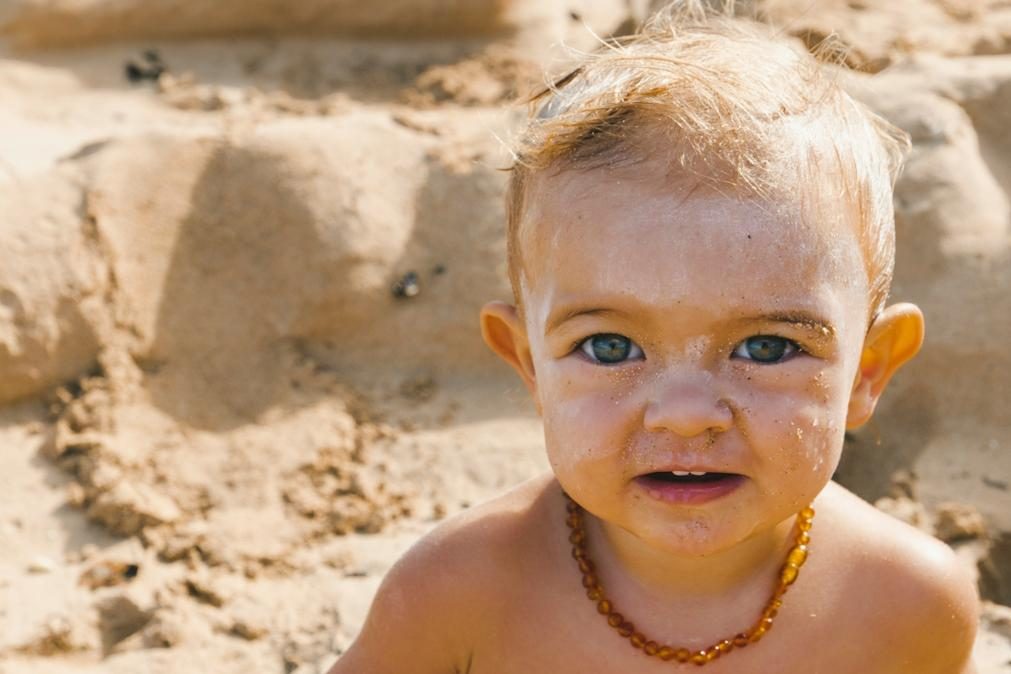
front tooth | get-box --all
[672,470,690,476]
[689,471,707,476]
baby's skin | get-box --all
[331,153,979,674]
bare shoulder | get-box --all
[330,473,559,674]
[816,483,979,673]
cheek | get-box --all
[736,368,849,478]
[538,364,641,479]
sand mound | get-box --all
[834,55,1011,539]
[0,168,108,405]
[645,0,1011,71]
[0,0,565,47]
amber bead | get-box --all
[798,531,811,545]
[781,563,800,585]
[716,639,733,653]
[571,547,586,560]
[643,640,659,656]
[800,506,815,520]
[763,605,779,619]
[596,599,612,615]
[760,617,775,630]
[630,633,646,649]
[750,626,767,642]
[582,573,599,588]
[586,586,603,600]
[733,633,750,648]
[607,613,624,628]
[706,649,720,661]
[569,530,586,545]
[787,545,808,567]
[797,519,813,532]
[617,621,635,638]
[566,514,582,528]
[692,651,708,665]
[658,646,676,661]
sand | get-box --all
[0,2,1009,672]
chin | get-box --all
[622,511,755,557]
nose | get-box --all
[642,375,733,438]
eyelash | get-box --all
[571,334,805,365]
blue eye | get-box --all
[579,333,644,365]
[733,335,799,363]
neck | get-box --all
[590,513,797,600]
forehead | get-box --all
[518,160,869,327]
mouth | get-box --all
[634,470,746,505]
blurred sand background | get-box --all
[0,0,1009,671]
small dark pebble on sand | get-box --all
[124,49,166,83]
[392,271,420,299]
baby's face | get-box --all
[516,159,871,555]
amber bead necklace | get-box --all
[564,493,814,666]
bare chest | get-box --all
[465,585,893,674]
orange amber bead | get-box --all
[582,573,598,588]
[643,641,659,656]
[706,649,720,661]
[596,600,612,614]
[800,506,815,520]
[572,547,587,560]
[797,519,813,532]
[569,530,586,545]
[750,626,767,643]
[675,648,691,662]
[787,545,808,567]
[733,633,750,648]
[798,531,811,545]
[781,563,799,585]
[577,558,594,573]
[630,633,646,649]
[617,621,635,638]
[658,646,676,661]
[586,586,603,600]
[607,613,623,628]
[566,514,582,528]
[716,639,733,653]
[692,651,708,665]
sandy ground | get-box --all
[0,2,1009,672]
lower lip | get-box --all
[634,474,747,505]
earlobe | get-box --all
[479,301,539,402]
[847,303,925,429]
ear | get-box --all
[846,303,925,429]
[479,301,540,410]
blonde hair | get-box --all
[506,2,909,320]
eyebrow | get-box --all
[738,311,837,337]
[545,307,626,335]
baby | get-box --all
[331,4,979,673]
